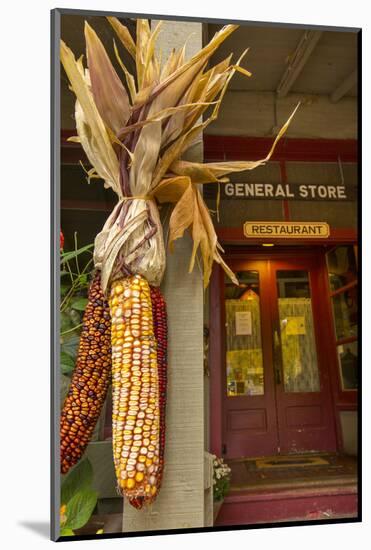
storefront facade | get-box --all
[59,14,359,531]
[205,137,358,462]
[204,135,358,525]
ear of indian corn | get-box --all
[149,286,167,493]
[109,275,161,506]
[60,271,112,475]
[129,285,168,509]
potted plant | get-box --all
[212,455,231,522]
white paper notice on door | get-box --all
[235,311,252,335]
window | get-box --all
[327,246,358,391]
[224,271,264,396]
[276,270,320,393]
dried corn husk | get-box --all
[85,22,131,135]
[61,19,299,292]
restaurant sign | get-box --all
[244,222,330,239]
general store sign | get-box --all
[244,222,330,238]
[216,182,355,201]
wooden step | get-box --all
[215,482,358,526]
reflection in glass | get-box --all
[327,246,357,291]
[225,271,264,396]
[331,287,358,340]
[337,342,358,390]
[277,271,320,393]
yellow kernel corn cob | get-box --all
[109,274,160,506]
[60,271,111,474]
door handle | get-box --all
[274,329,282,385]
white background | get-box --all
[0,0,368,548]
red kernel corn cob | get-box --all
[149,286,168,494]
[60,271,111,474]
[109,275,161,506]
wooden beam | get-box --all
[203,136,358,163]
[204,91,357,140]
[122,19,206,534]
[277,30,323,98]
[330,70,357,103]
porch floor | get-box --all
[228,452,357,493]
[215,453,358,526]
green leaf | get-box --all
[60,527,75,536]
[61,334,80,359]
[69,308,82,325]
[60,312,73,333]
[64,489,98,530]
[61,459,94,505]
[78,273,88,286]
[60,352,75,375]
[60,284,70,296]
[70,297,88,311]
[61,244,94,265]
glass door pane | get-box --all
[331,288,358,340]
[337,341,358,390]
[276,270,320,393]
[225,271,264,396]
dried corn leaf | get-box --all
[160,46,184,81]
[153,62,240,182]
[129,120,162,196]
[113,40,137,104]
[135,24,238,113]
[168,181,238,287]
[62,18,299,294]
[160,68,205,146]
[85,22,130,135]
[142,22,163,86]
[136,19,151,89]
[179,50,250,140]
[107,17,136,59]
[196,54,235,99]
[149,58,207,118]
[75,100,118,189]
[172,102,301,182]
[60,40,120,196]
[168,182,195,250]
[200,54,233,87]
[154,176,192,203]
[204,49,249,126]
[165,103,300,285]
[152,121,204,187]
[189,188,214,281]
[161,70,211,146]
[169,162,220,185]
[117,100,216,141]
[183,70,229,132]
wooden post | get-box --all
[122,19,205,532]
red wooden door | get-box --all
[222,253,337,458]
[269,256,337,454]
[223,259,279,457]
